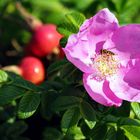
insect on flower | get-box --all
[100,49,115,56]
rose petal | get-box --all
[83,73,122,107]
[112,24,140,58]
[90,8,118,35]
[63,34,94,73]
[124,59,140,90]
[63,8,119,73]
[108,62,140,102]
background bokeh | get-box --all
[1,0,140,67]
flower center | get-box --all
[93,49,118,81]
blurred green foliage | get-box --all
[0,0,140,65]
[1,0,140,140]
[0,0,140,47]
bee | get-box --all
[100,49,115,56]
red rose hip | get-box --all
[27,24,62,57]
[20,56,45,84]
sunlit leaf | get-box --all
[80,101,96,121]
[131,102,140,119]
[18,93,40,119]
[0,70,9,83]
[121,125,140,140]
[61,108,80,132]
[58,12,86,38]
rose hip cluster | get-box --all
[19,23,63,84]
[2,3,64,84]
[5,3,64,84]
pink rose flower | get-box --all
[63,8,140,107]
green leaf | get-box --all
[103,115,119,124]
[61,108,80,132]
[51,96,81,111]
[41,90,59,120]
[8,72,41,92]
[103,127,125,140]
[0,70,8,83]
[80,101,96,121]
[84,119,96,129]
[105,127,117,140]
[18,93,40,119]
[48,61,80,82]
[0,85,26,105]
[59,63,82,83]
[58,20,77,37]
[47,59,67,77]
[118,118,140,126]
[116,128,125,140]
[65,12,86,30]
[131,102,140,119]
[121,125,140,140]
[80,120,92,138]
[65,126,85,140]
[103,115,140,126]
[58,12,86,38]
[43,127,63,140]
[6,121,28,136]
[60,63,76,79]
[90,124,108,140]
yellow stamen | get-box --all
[93,50,118,80]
